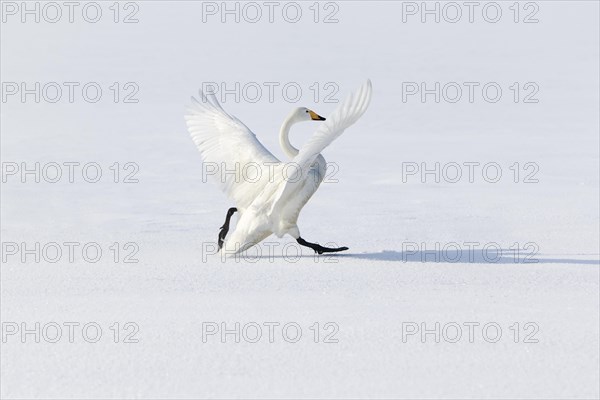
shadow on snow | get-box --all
[338,250,599,265]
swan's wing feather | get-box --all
[293,79,372,172]
[268,80,372,216]
[185,92,280,209]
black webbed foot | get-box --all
[218,207,237,250]
[296,237,349,254]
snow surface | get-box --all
[1,1,599,399]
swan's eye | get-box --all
[305,110,308,113]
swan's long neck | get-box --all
[279,114,299,159]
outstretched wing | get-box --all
[294,80,372,172]
[268,80,372,216]
[185,91,280,210]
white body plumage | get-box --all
[184,80,372,254]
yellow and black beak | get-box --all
[308,110,326,121]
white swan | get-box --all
[185,80,372,255]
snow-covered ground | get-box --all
[1,1,599,398]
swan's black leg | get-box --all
[218,207,237,250]
[296,237,349,254]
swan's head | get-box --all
[293,107,326,122]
